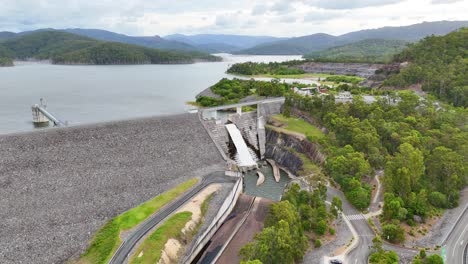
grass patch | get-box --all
[130,192,215,264]
[186,101,201,107]
[129,212,193,264]
[187,192,215,242]
[242,105,257,112]
[200,193,214,217]
[295,151,322,177]
[272,114,324,140]
[79,178,198,264]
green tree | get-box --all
[382,223,405,243]
[384,143,424,201]
[426,146,466,207]
[330,196,342,218]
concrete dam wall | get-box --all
[0,113,225,264]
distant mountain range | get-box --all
[303,39,409,63]
[164,34,285,53]
[235,20,468,55]
[0,20,466,56]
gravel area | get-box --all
[0,113,225,264]
[302,217,353,264]
[180,181,235,263]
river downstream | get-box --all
[0,54,301,134]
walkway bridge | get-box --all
[31,99,65,127]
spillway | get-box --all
[225,123,257,168]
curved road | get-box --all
[443,204,468,264]
[327,184,419,264]
[109,172,237,264]
[326,186,374,263]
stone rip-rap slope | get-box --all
[0,113,225,264]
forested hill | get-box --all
[238,20,468,55]
[303,39,408,63]
[384,28,468,107]
[0,31,221,65]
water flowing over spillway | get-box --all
[225,123,257,167]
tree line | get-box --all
[284,91,466,244]
[384,28,467,107]
[240,183,342,264]
[0,31,221,65]
[226,61,306,76]
[196,78,291,107]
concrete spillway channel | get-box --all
[198,194,274,264]
[109,173,236,264]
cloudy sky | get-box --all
[1,0,467,37]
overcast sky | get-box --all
[0,0,467,37]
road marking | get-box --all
[354,258,358,264]
[453,222,468,257]
[347,214,366,221]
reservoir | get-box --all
[0,54,301,135]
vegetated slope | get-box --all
[0,31,16,42]
[339,20,468,42]
[165,33,286,53]
[238,20,468,55]
[237,33,340,55]
[303,39,408,63]
[384,28,468,107]
[193,42,242,53]
[0,57,13,66]
[64,28,200,51]
[0,31,221,65]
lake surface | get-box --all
[0,54,301,135]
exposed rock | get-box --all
[413,215,423,223]
[264,128,325,175]
[196,87,221,99]
[296,62,384,78]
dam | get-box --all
[0,113,226,263]
[0,98,287,264]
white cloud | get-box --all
[431,0,464,3]
[0,0,466,37]
[301,0,404,9]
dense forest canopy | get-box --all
[226,61,306,76]
[384,28,468,107]
[285,91,467,242]
[303,39,408,63]
[240,184,338,264]
[0,31,221,65]
[196,78,290,107]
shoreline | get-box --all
[12,58,221,67]
[0,112,196,138]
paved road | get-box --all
[443,204,468,264]
[109,172,237,264]
[327,186,375,264]
[327,184,419,264]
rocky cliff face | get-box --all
[265,128,325,175]
[296,62,383,78]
